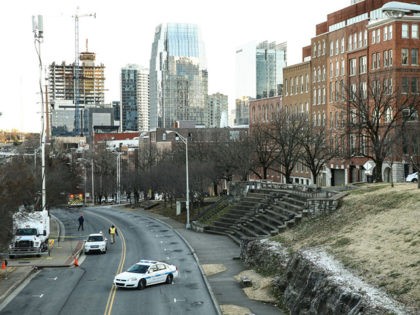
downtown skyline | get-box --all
[0,0,349,132]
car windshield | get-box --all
[87,236,103,242]
[16,228,38,236]
[127,264,149,274]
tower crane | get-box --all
[73,8,95,136]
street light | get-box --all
[166,130,190,229]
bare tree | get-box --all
[269,110,306,183]
[248,123,278,180]
[340,74,419,182]
[300,123,337,186]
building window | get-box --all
[402,49,409,65]
[285,79,288,96]
[389,25,393,39]
[402,77,409,93]
[358,32,362,48]
[306,74,309,92]
[318,88,321,104]
[322,66,326,81]
[335,61,339,77]
[329,82,333,101]
[350,58,356,76]
[359,56,367,73]
[322,87,326,104]
[335,39,339,55]
[412,77,418,93]
[341,37,345,53]
[317,42,321,57]
[402,24,409,38]
[330,41,334,56]
[376,29,381,43]
[353,33,357,49]
[389,49,393,65]
[329,62,333,77]
[412,24,418,39]
[313,43,317,57]
[349,34,353,50]
[300,75,304,93]
[364,30,367,46]
[412,48,418,65]
[322,40,326,55]
[317,67,321,82]
[350,83,356,100]
[313,89,317,105]
[341,59,345,75]
[372,53,377,69]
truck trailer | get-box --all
[8,206,50,258]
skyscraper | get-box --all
[149,23,208,129]
[235,41,287,100]
[120,65,149,132]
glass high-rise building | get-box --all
[235,41,287,99]
[120,64,149,132]
[149,23,208,129]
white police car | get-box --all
[84,232,108,254]
[113,260,178,289]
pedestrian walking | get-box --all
[78,214,84,231]
[109,225,118,244]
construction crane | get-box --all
[73,8,95,136]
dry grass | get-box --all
[273,183,420,309]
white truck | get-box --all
[8,206,50,258]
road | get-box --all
[0,206,218,315]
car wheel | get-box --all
[137,279,146,290]
[165,274,173,284]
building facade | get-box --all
[48,48,106,136]
[120,65,149,132]
[207,93,229,128]
[308,0,420,186]
[149,23,208,130]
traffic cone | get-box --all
[1,261,6,270]
[73,257,79,267]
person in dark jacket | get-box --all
[78,214,84,231]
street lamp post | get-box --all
[166,131,190,229]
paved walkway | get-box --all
[0,207,283,314]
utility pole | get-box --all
[32,15,47,212]
[73,8,95,136]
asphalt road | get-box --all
[0,206,218,315]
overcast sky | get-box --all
[1,0,350,132]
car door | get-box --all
[155,264,168,283]
[147,265,159,285]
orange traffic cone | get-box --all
[1,261,6,270]
[73,257,79,267]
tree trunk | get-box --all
[374,160,383,182]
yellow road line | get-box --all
[82,211,126,315]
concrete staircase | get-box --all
[202,189,309,245]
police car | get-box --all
[113,260,178,289]
[84,232,108,254]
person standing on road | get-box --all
[78,214,84,231]
[109,225,118,244]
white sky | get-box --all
[0,0,350,132]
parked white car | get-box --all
[84,232,108,254]
[406,172,418,182]
[113,259,178,289]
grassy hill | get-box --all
[272,183,420,310]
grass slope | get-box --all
[272,183,420,309]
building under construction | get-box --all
[48,44,109,136]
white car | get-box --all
[84,233,108,254]
[113,260,178,289]
[406,172,418,182]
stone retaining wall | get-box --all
[241,239,411,315]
